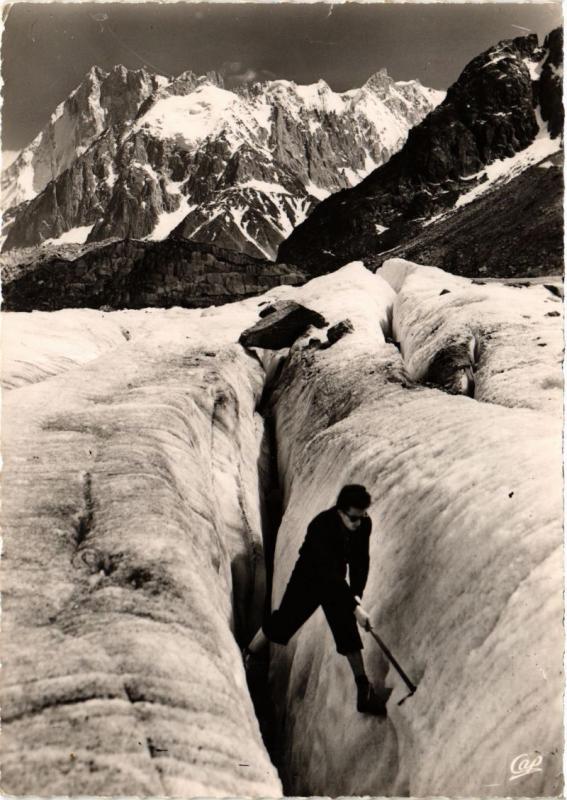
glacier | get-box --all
[1,259,562,796]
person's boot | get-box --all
[242,647,268,680]
[242,647,254,671]
[356,675,392,716]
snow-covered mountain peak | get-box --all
[1,64,169,211]
[2,62,443,257]
[362,68,393,92]
[110,64,133,79]
[131,67,442,154]
[134,84,250,148]
[85,64,107,82]
[294,79,346,113]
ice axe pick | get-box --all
[367,624,417,706]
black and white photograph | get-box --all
[0,0,564,797]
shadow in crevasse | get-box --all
[247,402,285,768]
[233,347,288,774]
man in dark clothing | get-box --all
[244,484,391,716]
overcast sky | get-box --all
[2,2,562,156]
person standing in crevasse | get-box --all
[244,484,391,716]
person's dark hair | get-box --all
[336,484,371,511]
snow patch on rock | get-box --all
[455,108,560,209]
[44,224,94,246]
[146,198,197,241]
[305,181,331,201]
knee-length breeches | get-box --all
[262,573,363,655]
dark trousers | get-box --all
[262,571,363,655]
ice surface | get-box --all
[1,300,281,795]
[264,262,562,796]
[2,309,148,389]
[2,260,561,796]
[380,258,563,414]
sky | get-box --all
[2,1,563,158]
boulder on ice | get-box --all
[239,299,327,349]
[322,318,355,349]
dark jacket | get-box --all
[292,506,371,611]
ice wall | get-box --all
[2,259,562,798]
[380,258,563,414]
[1,304,282,796]
[267,262,562,796]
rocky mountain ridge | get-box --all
[1,66,167,210]
[278,30,563,273]
[2,65,443,257]
[1,239,306,312]
[364,149,563,277]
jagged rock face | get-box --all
[2,66,443,256]
[1,66,166,211]
[1,239,306,312]
[539,28,564,137]
[277,30,563,274]
[168,141,314,259]
[260,262,562,796]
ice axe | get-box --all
[367,624,417,706]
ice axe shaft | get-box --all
[367,625,417,705]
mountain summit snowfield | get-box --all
[1,66,442,257]
[1,260,562,796]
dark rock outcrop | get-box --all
[539,28,564,138]
[1,239,306,312]
[320,319,354,349]
[364,150,563,278]
[239,301,327,349]
[277,30,563,275]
